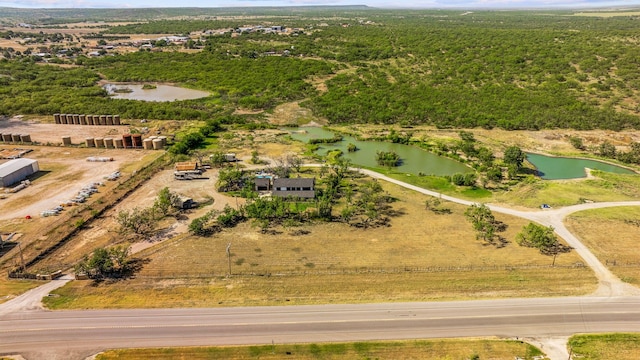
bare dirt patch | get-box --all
[0,145,152,221]
[266,101,325,126]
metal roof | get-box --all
[0,158,38,178]
[273,178,315,187]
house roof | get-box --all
[255,178,270,186]
[273,178,314,187]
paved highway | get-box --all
[2,296,640,359]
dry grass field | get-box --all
[565,207,640,286]
[95,338,543,360]
[568,333,640,360]
[44,178,596,309]
[0,278,40,304]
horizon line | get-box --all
[2,5,640,10]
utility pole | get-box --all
[226,242,232,277]
[18,242,26,271]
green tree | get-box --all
[376,151,401,167]
[516,222,572,260]
[216,166,244,192]
[117,207,157,237]
[598,141,617,158]
[153,187,179,217]
[209,151,227,168]
[250,150,260,164]
[569,136,585,150]
[75,246,131,279]
[188,210,218,236]
[451,173,465,186]
[464,203,496,244]
[503,146,525,169]
[486,167,503,182]
[216,205,245,228]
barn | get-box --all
[0,158,39,187]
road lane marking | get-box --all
[3,311,637,333]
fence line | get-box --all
[131,263,591,279]
[13,261,640,280]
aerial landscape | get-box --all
[1,2,640,360]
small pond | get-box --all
[103,83,210,102]
[526,153,636,180]
[286,127,472,176]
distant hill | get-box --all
[0,6,373,25]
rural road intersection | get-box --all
[2,168,640,360]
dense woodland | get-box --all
[2,9,640,129]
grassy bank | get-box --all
[96,338,543,360]
[44,268,595,309]
[568,333,640,360]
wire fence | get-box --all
[131,262,593,280]
[10,258,639,281]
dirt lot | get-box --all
[0,116,135,146]
[0,117,157,220]
[0,145,153,219]
[26,164,242,271]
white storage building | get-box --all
[0,158,39,187]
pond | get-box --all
[103,83,210,102]
[526,153,636,180]
[286,127,472,176]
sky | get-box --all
[1,0,639,9]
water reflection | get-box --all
[103,83,210,102]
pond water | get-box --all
[103,83,210,102]
[526,153,636,180]
[286,127,472,176]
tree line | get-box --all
[3,10,640,130]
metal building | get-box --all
[0,158,39,187]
